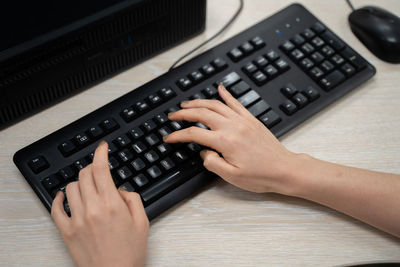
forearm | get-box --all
[287,154,400,237]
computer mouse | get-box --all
[348,6,400,63]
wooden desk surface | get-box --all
[1,0,399,266]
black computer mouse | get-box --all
[348,6,400,63]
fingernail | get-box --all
[118,186,127,192]
[218,84,226,91]
[162,134,169,141]
[200,150,206,159]
[56,190,64,197]
[180,100,189,107]
[98,140,107,147]
[167,112,175,118]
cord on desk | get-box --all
[346,0,355,11]
[168,0,244,72]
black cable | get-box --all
[346,0,355,11]
[168,0,244,72]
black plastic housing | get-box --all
[0,0,206,129]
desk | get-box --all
[1,0,400,266]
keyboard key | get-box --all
[310,51,324,64]
[331,54,345,65]
[202,86,218,98]
[142,119,157,133]
[157,143,172,156]
[300,58,314,70]
[144,150,159,163]
[133,174,149,188]
[265,50,280,61]
[290,49,305,60]
[280,99,298,115]
[227,47,244,62]
[301,43,314,54]
[73,158,88,171]
[128,127,144,140]
[172,150,189,164]
[292,93,309,109]
[132,141,147,154]
[141,159,202,204]
[302,28,315,40]
[321,45,335,57]
[190,92,206,100]
[281,84,298,98]
[114,134,131,148]
[250,36,265,49]
[320,70,346,91]
[230,81,250,97]
[176,77,192,91]
[146,94,163,106]
[145,134,160,146]
[158,126,173,137]
[309,67,325,80]
[211,58,228,70]
[131,158,146,172]
[160,157,175,171]
[311,22,326,34]
[259,110,281,128]
[291,34,305,46]
[303,86,320,101]
[59,140,76,157]
[87,125,104,139]
[100,118,119,132]
[281,40,295,52]
[321,31,345,50]
[28,156,49,174]
[274,58,290,72]
[117,166,133,180]
[248,100,270,117]
[200,64,216,76]
[108,142,118,154]
[320,60,335,72]
[147,165,162,179]
[239,42,254,54]
[311,37,325,48]
[341,48,366,70]
[263,65,278,79]
[42,175,61,192]
[215,72,241,88]
[341,63,356,77]
[254,56,269,68]
[237,90,260,107]
[119,182,135,192]
[154,113,169,125]
[187,142,202,153]
[74,133,90,147]
[108,157,120,171]
[242,62,258,75]
[120,107,136,122]
[118,149,133,163]
[134,101,150,113]
[170,121,184,131]
[59,166,76,181]
[159,87,176,99]
[189,71,204,83]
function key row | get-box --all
[58,117,120,157]
[227,36,266,62]
[280,22,367,91]
[241,49,290,86]
[176,57,228,91]
[120,87,176,123]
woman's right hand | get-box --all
[164,85,303,195]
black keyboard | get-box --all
[13,4,375,220]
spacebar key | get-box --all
[140,159,203,204]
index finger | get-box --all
[92,141,119,196]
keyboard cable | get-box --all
[168,0,244,72]
[345,0,355,11]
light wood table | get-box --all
[1,0,400,266]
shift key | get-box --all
[215,72,241,88]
